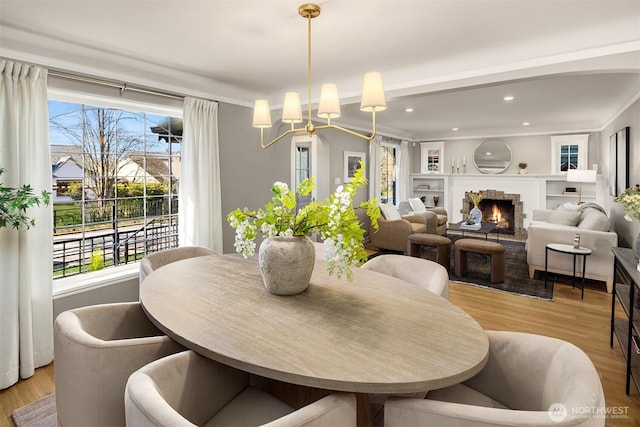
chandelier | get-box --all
[252,3,387,148]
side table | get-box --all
[545,243,592,299]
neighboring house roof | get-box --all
[50,145,180,185]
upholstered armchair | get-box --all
[368,203,426,253]
[385,331,605,427]
[399,198,448,235]
[361,254,449,298]
[125,350,357,427]
[54,302,185,427]
[139,246,216,283]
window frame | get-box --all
[550,134,589,174]
[48,88,183,292]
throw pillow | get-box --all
[378,203,402,221]
[578,208,610,231]
[408,198,427,213]
[547,208,581,226]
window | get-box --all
[50,100,182,278]
[380,143,398,204]
[550,134,588,174]
[420,141,444,174]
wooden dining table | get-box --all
[140,254,489,426]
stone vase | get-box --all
[258,236,315,295]
[470,205,482,224]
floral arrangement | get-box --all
[518,162,528,170]
[468,191,483,206]
[0,166,50,230]
[227,163,380,281]
[615,184,640,222]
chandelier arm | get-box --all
[261,127,306,149]
[316,124,376,141]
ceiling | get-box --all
[1,0,639,141]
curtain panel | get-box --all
[179,97,223,253]
[0,60,54,389]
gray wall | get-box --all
[409,133,600,175]
[601,97,640,249]
[217,102,371,254]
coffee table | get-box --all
[447,221,500,241]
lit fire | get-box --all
[489,204,502,222]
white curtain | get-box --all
[179,97,223,253]
[0,60,53,389]
[368,136,382,202]
[398,140,410,202]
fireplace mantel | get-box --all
[411,173,604,229]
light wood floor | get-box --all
[1,282,639,426]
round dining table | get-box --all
[140,253,489,425]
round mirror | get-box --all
[473,139,512,174]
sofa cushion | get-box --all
[408,198,427,213]
[379,203,402,221]
[436,214,448,226]
[547,207,581,226]
[578,208,610,231]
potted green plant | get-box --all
[0,166,50,229]
[227,163,379,295]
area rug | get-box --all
[445,238,555,300]
[11,393,57,427]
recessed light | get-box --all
[452,127,458,131]
[405,108,414,113]
[503,96,514,101]
[522,122,530,126]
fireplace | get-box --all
[460,190,525,237]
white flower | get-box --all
[274,182,289,194]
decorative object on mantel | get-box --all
[252,3,386,148]
[433,195,440,207]
[227,164,380,295]
[518,162,528,174]
[468,191,483,224]
[0,166,50,229]
[614,184,640,261]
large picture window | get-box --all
[50,100,182,278]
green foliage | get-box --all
[615,184,640,222]
[0,166,51,230]
[227,162,380,281]
[89,248,105,271]
[66,182,84,200]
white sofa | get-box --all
[526,202,617,292]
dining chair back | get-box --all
[139,246,215,283]
[384,330,605,427]
[361,254,449,298]
[54,302,184,427]
[125,350,357,426]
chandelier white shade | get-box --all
[254,3,386,148]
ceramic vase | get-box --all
[258,236,315,295]
[470,205,482,224]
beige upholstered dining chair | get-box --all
[125,350,357,427]
[54,302,185,427]
[384,331,605,427]
[361,254,449,299]
[139,245,216,283]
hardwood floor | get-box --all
[1,282,639,426]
